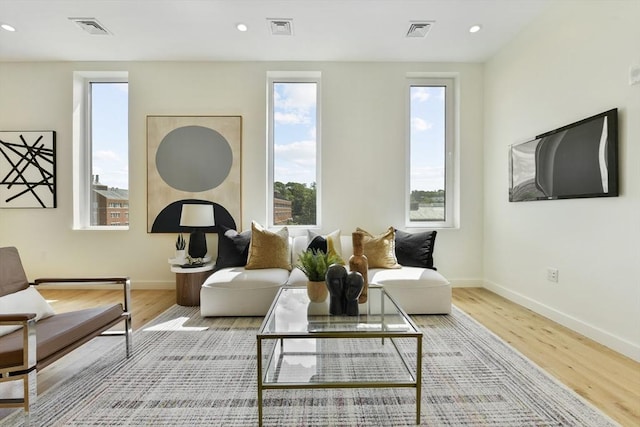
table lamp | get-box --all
[179,204,215,259]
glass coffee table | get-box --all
[256,285,422,426]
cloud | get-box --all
[410,166,445,191]
[94,150,122,161]
[274,111,309,125]
[411,117,433,132]
[274,82,316,125]
[411,87,431,102]
[274,140,316,164]
[93,150,128,189]
[274,140,316,184]
[276,82,316,110]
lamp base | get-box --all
[188,230,207,259]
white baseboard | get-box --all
[483,279,640,362]
[38,281,175,290]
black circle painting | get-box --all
[155,125,233,192]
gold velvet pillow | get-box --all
[356,227,401,269]
[245,221,291,270]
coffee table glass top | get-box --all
[259,285,419,336]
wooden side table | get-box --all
[170,263,214,306]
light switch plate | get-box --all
[630,65,640,86]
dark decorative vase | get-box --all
[349,231,369,304]
[188,230,207,259]
[325,263,347,315]
[344,272,364,316]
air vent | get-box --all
[267,18,293,36]
[69,18,111,35]
[406,21,434,38]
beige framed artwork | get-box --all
[147,115,242,233]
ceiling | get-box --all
[0,0,553,63]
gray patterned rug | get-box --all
[4,305,618,426]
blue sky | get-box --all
[410,86,445,192]
[273,82,317,186]
[91,82,129,190]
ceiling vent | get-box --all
[406,21,434,38]
[267,18,293,36]
[69,18,111,35]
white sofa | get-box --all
[200,235,451,317]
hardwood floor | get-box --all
[453,288,640,427]
[3,288,638,426]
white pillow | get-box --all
[0,286,55,337]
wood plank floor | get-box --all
[453,288,640,427]
[3,288,638,426]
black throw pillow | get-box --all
[307,231,328,253]
[214,225,251,271]
[394,229,437,270]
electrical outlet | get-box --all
[547,268,559,283]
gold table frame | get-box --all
[256,286,422,426]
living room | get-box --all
[0,0,638,425]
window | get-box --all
[267,73,321,227]
[73,72,129,229]
[407,77,456,228]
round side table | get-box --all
[170,262,214,306]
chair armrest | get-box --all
[33,277,132,312]
[0,313,37,322]
[0,315,37,373]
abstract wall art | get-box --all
[147,116,242,233]
[0,131,56,208]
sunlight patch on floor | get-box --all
[143,316,208,332]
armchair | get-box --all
[0,246,132,414]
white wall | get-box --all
[483,0,640,360]
[0,61,484,288]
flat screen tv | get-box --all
[509,108,618,202]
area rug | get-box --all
[4,305,618,426]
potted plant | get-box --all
[297,249,342,302]
[175,233,186,263]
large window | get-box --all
[73,72,129,229]
[268,73,320,227]
[407,77,456,228]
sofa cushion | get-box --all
[286,267,309,286]
[0,304,124,370]
[369,266,449,289]
[356,227,400,269]
[203,267,290,289]
[246,222,291,270]
[0,286,55,337]
[394,229,437,270]
[214,225,251,271]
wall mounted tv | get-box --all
[509,108,618,202]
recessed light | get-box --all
[469,25,482,33]
[1,23,16,32]
[236,23,248,32]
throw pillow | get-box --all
[0,286,55,337]
[214,224,251,271]
[356,227,401,269]
[307,229,343,262]
[245,221,291,270]
[394,229,438,270]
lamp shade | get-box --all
[179,204,215,228]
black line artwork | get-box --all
[0,131,56,208]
